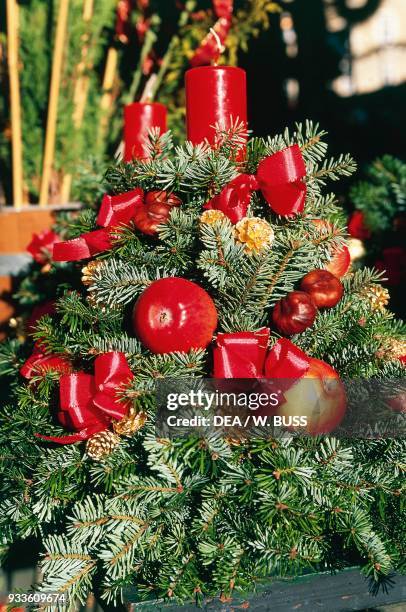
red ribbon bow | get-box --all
[255,144,307,216]
[27,230,61,264]
[204,174,258,224]
[205,145,307,222]
[53,189,144,262]
[213,329,270,378]
[20,342,72,379]
[213,331,310,381]
[35,352,134,444]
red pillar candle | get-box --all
[124,102,167,161]
[185,66,247,146]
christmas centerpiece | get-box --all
[0,61,405,609]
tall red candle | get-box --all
[185,66,247,146]
[124,102,167,161]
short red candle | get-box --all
[124,102,167,161]
[185,66,247,146]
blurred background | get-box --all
[247,0,406,165]
[1,0,405,205]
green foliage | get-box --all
[351,155,406,234]
[18,0,52,197]
[0,122,405,609]
[1,0,117,201]
[55,0,117,178]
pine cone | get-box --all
[86,430,120,460]
[81,260,103,286]
[388,338,406,361]
[86,291,107,312]
[113,409,147,436]
[376,337,406,362]
[366,285,390,312]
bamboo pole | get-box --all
[39,0,70,207]
[6,0,24,209]
[61,0,94,203]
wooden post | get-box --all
[39,0,70,207]
[6,0,24,209]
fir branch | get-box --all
[307,154,357,187]
[86,259,173,307]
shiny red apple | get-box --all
[300,269,344,308]
[275,357,346,434]
[133,190,181,236]
[272,291,317,335]
[132,277,218,353]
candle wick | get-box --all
[210,27,225,60]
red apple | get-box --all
[325,245,351,278]
[272,291,317,335]
[133,190,181,236]
[300,269,343,308]
[312,219,351,278]
[388,393,406,414]
[275,357,346,434]
[132,277,218,353]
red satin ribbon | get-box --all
[53,189,144,262]
[97,188,144,227]
[20,342,72,379]
[52,228,113,262]
[27,230,61,264]
[35,352,134,444]
[213,332,310,381]
[205,145,307,222]
[255,144,307,216]
[213,329,269,378]
[204,174,258,224]
[264,337,310,379]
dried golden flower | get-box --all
[366,285,390,312]
[235,217,274,253]
[199,209,227,225]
